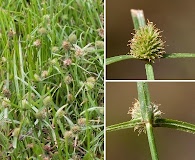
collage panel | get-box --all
[106,82,195,160]
[0,1,104,159]
[106,0,195,80]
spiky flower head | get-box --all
[128,21,165,62]
[12,127,20,137]
[68,34,77,44]
[128,99,163,135]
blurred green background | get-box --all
[106,0,195,79]
[106,82,195,160]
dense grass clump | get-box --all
[0,0,104,159]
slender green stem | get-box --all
[131,9,146,29]
[106,55,133,65]
[137,82,152,120]
[106,53,195,65]
[137,82,159,160]
[145,122,159,159]
[163,53,195,58]
[106,119,142,132]
[154,118,195,134]
[145,63,155,80]
[107,117,195,134]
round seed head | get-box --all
[64,130,73,139]
[52,46,59,53]
[33,39,41,47]
[128,21,165,62]
[8,29,16,37]
[68,34,77,44]
[2,98,11,108]
[2,87,11,98]
[63,58,72,66]
[43,96,52,107]
[64,75,73,84]
[97,28,104,39]
[35,109,47,119]
[77,118,86,126]
[95,40,104,49]
[38,27,47,35]
[62,41,71,50]
[41,70,49,78]
[85,77,96,90]
[67,93,74,102]
[71,125,81,134]
[34,73,41,81]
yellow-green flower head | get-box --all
[128,21,165,62]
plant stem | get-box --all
[107,117,195,134]
[106,119,142,132]
[145,63,155,80]
[137,82,152,120]
[106,55,134,65]
[145,122,159,159]
[131,9,146,29]
[154,118,195,134]
[163,53,195,58]
[106,53,195,65]
[137,82,159,160]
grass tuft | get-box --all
[0,0,104,159]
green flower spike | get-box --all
[128,21,165,62]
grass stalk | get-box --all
[145,122,159,160]
[106,53,195,65]
[106,119,142,132]
[154,118,195,134]
[145,63,155,80]
[131,9,146,29]
[106,55,134,65]
[137,82,159,160]
[163,53,195,58]
[107,118,195,134]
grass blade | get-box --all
[154,118,195,134]
[106,55,133,65]
[106,119,142,132]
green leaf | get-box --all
[106,55,133,65]
[154,118,195,134]
[106,53,195,65]
[106,119,142,132]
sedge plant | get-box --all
[107,82,195,160]
[0,0,104,159]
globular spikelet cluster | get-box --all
[128,99,163,135]
[127,21,165,62]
